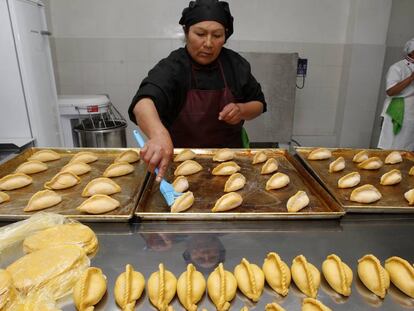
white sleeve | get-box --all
[386,63,402,91]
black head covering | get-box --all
[179,0,234,40]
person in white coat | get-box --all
[378,38,414,150]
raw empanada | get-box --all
[212,161,241,176]
[73,267,107,311]
[0,173,32,191]
[177,263,206,311]
[147,263,177,311]
[212,192,243,212]
[410,166,414,176]
[114,149,140,163]
[357,157,383,170]
[380,169,402,186]
[240,307,249,311]
[103,161,134,178]
[261,158,278,175]
[385,256,414,298]
[353,150,369,163]
[82,177,121,197]
[60,161,91,176]
[44,172,80,190]
[114,264,145,310]
[322,254,353,296]
[207,263,237,311]
[350,184,382,204]
[213,148,235,162]
[171,191,194,213]
[174,149,196,162]
[405,189,414,205]
[329,157,345,173]
[24,190,62,212]
[302,298,332,311]
[357,254,390,298]
[0,269,15,310]
[173,176,189,193]
[337,172,360,189]
[385,151,402,164]
[287,191,309,213]
[28,149,61,162]
[77,194,120,214]
[174,160,203,176]
[0,192,10,204]
[252,151,267,164]
[307,148,332,160]
[266,172,290,191]
[265,303,286,311]
[69,151,98,164]
[234,258,264,302]
[291,255,320,298]
[224,173,246,192]
[262,252,291,296]
[15,160,48,174]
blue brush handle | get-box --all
[133,130,160,176]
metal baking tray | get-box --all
[295,147,414,213]
[0,147,148,222]
[136,149,344,220]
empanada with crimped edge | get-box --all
[234,258,264,302]
[28,149,61,162]
[44,172,80,190]
[337,172,360,189]
[262,252,291,296]
[224,173,246,192]
[265,302,286,311]
[212,161,240,176]
[357,157,383,170]
[82,177,121,197]
[385,151,402,164]
[302,298,332,311]
[213,148,235,162]
[60,161,91,176]
[207,263,237,311]
[266,172,290,191]
[358,254,390,298]
[69,151,98,164]
[73,267,107,311]
[252,151,267,164]
[287,191,309,212]
[147,263,177,311]
[261,158,278,175]
[410,166,414,176]
[380,169,402,185]
[114,149,140,163]
[291,255,320,298]
[174,160,203,176]
[353,150,369,163]
[15,160,48,175]
[405,189,414,205]
[114,264,145,310]
[173,176,189,193]
[174,149,196,162]
[212,192,243,212]
[322,254,353,296]
[0,173,32,191]
[103,161,134,178]
[350,184,382,204]
[0,269,16,310]
[385,256,414,298]
[77,194,120,214]
[171,191,194,213]
[307,148,332,160]
[329,157,345,173]
[0,192,10,204]
[24,190,62,212]
[177,263,206,311]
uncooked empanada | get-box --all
[357,254,390,298]
[69,151,98,164]
[307,148,332,160]
[103,161,134,178]
[353,150,369,163]
[322,254,353,296]
[177,263,206,311]
[224,173,246,192]
[287,191,309,213]
[174,160,203,176]
[82,177,121,197]
[0,173,32,191]
[212,161,241,176]
[174,149,196,162]
[350,184,382,204]
[234,258,264,302]
[60,161,91,176]
[173,176,189,193]
[212,192,243,212]
[405,189,414,205]
[302,298,332,311]
[265,303,286,311]
[28,149,61,162]
[240,307,249,311]
[261,158,278,175]
[73,267,107,311]
[0,192,10,204]
[329,157,345,173]
[15,160,48,174]
[252,151,267,164]
[114,264,145,310]
[0,269,15,310]
[291,255,320,298]
[266,172,290,191]
[380,169,402,185]
[410,166,414,176]
[357,157,383,170]
[207,263,237,311]
[171,191,194,213]
[385,151,402,164]
[44,172,80,190]
[337,172,360,189]
[213,148,235,162]
[24,190,62,212]
[77,194,120,214]
[147,263,177,311]
[385,256,414,298]
[262,252,291,296]
[114,149,140,163]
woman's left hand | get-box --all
[218,103,243,125]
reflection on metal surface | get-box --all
[389,285,414,308]
[355,277,384,307]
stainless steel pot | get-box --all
[74,120,127,148]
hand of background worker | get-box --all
[218,103,243,125]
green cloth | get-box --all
[386,97,405,135]
[241,127,250,148]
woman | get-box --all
[378,38,414,150]
[129,0,266,181]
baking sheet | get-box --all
[0,147,148,222]
[295,147,414,213]
[136,149,344,220]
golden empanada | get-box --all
[410,166,414,176]
[350,184,382,204]
[114,149,140,163]
[380,169,402,186]
[24,190,62,212]
[174,149,196,162]
[0,192,10,204]
[385,256,414,298]
[28,149,61,162]
[266,172,290,191]
[322,254,353,296]
[291,255,320,298]
[265,303,286,311]
[73,267,107,311]
[82,177,121,197]
[307,148,332,160]
[405,189,414,205]
[302,298,332,311]
[173,176,189,193]
[337,172,360,189]
[15,160,48,175]
[0,173,32,191]
[329,157,345,173]
[212,192,243,212]
[60,161,91,176]
[213,148,235,162]
[69,151,98,164]
[252,151,267,164]
[212,161,241,176]
[114,264,145,310]
[77,194,120,214]
[357,254,390,298]
[171,191,194,213]
[261,158,278,175]
[262,252,291,296]
[177,264,206,311]
[353,150,369,163]
[174,160,203,176]
[207,263,237,311]
[287,191,309,212]
[240,307,249,311]
[234,258,264,302]
[224,173,246,192]
[44,172,80,190]
[0,269,15,310]
[147,263,177,311]
[385,151,402,164]
[103,161,134,178]
[357,157,383,170]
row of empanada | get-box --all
[174,149,271,165]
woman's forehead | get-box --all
[190,20,225,32]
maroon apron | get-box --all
[169,61,243,148]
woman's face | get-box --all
[186,21,226,65]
